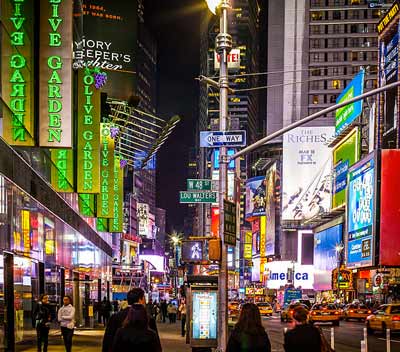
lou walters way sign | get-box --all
[39,0,73,147]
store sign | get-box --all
[384,33,398,83]
[264,261,314,289]
[332,128,360,209]
[78,193,96,217]
[39,0,73,147]
[245,176,266,219]
[347,153,375,268]
[192,290,218,341]
[2,0,35,145]
[96,123,115,217]
[109,156,123,232]
[377,1,399,34]
[335,70,364,136]
[245,287,264,296]
[97,217,109,232]
[244,231,252,259]
[50,149,74,192]
[224,200,236,246]
[282,127,334,221]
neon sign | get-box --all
[50,149,74,192]
[109,156,123,232]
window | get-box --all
[311,69,322,76]
[311,39,321,49]
[333,11,341,20]
[311,26,322,35]
[310,81,320,90]
[330,95,338,103]
[350,24,358,33]
[311,11,324,21]
[352,52,359,61]
[329,38,340,48]
[333,24,341,34]
[332,67,340,76]
[351,0,360,4]
[332,80,341,89]
[332,52,340,61]
[372,10,382,19]
[313,95,319,104]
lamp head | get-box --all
[205,0,221,14]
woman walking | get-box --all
[284,306,321,352]
[33,294,52,352]
[227,303,271,352]
[58,296,75,352]
[112,304,162,352]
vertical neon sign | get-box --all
[109,156,123,232]
[50,149,74,192]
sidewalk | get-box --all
[17,321,190,352]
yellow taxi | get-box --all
[366,304,400,335]
[309,303,341,326]
[344,304,372,321]
[256,302,273,317]
[280,303,307,322]
[228,301,240,319]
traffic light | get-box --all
[209,238,221,261]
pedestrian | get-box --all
[112,304,162,352]
[178,301,187,337]
[226,303,271,352]
[100,297,112,325]
[33,294,52,352]
[58,296,75,352]
[161,300,167,323]
[284,306,322,352]
[167,302,174,323]
[102,288,160,352]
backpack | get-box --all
[34,305,45,328]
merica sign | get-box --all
[200,130,246,147]
[335,70,364,136]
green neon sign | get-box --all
[50,148,74,192]
[96,123,115,218]
[97,218,109,232]
[109,156,123,232]
[78,193,96,217]
[2,0,35,146]
[77,69,100,193]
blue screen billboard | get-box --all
[346,154,375,268]
[192,290,217,340]
[314,224,343,290]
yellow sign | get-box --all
[377,1,400,35]
[244,244,252,259]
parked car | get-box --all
[344,304,372,321]
[280,303,308,322]
[309,303,341,326]
[256,302,273,317]
[366,304,400,335]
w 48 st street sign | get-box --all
[200,130,246,147]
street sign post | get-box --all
[187,179,212,191]
[180,191,217,203]
[223,200,236,245]
[200,130,246,147]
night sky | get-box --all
[146,0,203,232]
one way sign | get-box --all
[200,130,246,148]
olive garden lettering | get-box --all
[50,149,74,192]
[109,156,123,232]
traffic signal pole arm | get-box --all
[230,80,400,160]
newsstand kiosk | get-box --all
[186,275,218,352]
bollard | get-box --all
[363,327,368,352]
[361,340,366,352]
[331,327,335,350]
[386,329,390,352]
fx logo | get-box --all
[300,154,313,162]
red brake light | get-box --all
[392,315,400,321]
[368,310,372,314]
[350,310,354,313]
[335,311,339,315]
[290,310,294,314]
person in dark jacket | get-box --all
[112,304,162,352]
[227,303,271,352]
[284,306,321,352]
[33,294,52,352]
[102,288,159,352]
[100,297,112,325]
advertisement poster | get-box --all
[245,176,266,219]
[314,224,343,290]
[265,163,276,256]
[282,127,334,221]
[335,70,364,136]
[192,291,217,340]
[264,261,314,290]
[332,128,360,208]
[137,203,149,237]
[347,154,375,268]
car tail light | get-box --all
[392,315,400,321]
[368,310,371,314]
[290,310,294,314]
[335,311,339,315]
[350,310,354,313]
[312,312,317,315]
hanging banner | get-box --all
[39,0,73,147]
[109,156,123,232]
[78,193,96,217]
[77,69,101,193]
[97,218,109,232]
[97,123,115,217]
[1,0,35,146]
[50,149,74,192]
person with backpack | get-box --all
[58,296,75,352]
[33,294,52,352]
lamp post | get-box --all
[205,1,232,350]
[335,243,344,303]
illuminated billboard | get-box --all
[264,261,314,290]
[245,176,266,219]
[109,156,123,232]
[39,0,73,147]
[346,153,375,268]
[192,290,217,342]
[282,127,334,221]
[332,128,360,209]
[1,0,35,146]
[265,163,277,256]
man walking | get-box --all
[102,288,160,352]
[160,300,167,323]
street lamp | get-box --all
[205,1,232,350]
[335,242,344,303]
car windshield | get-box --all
[312,304,337,310]
[390,306,400,314]
[257,303,271,307]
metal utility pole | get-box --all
[205,0,232,350]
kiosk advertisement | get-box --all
[192,290,217,341]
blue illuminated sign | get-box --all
[347,154,375,268]
[213,149,235,169]
[192,291,217,340]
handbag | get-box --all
[318,327,334,352]
[66,321,75,329]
